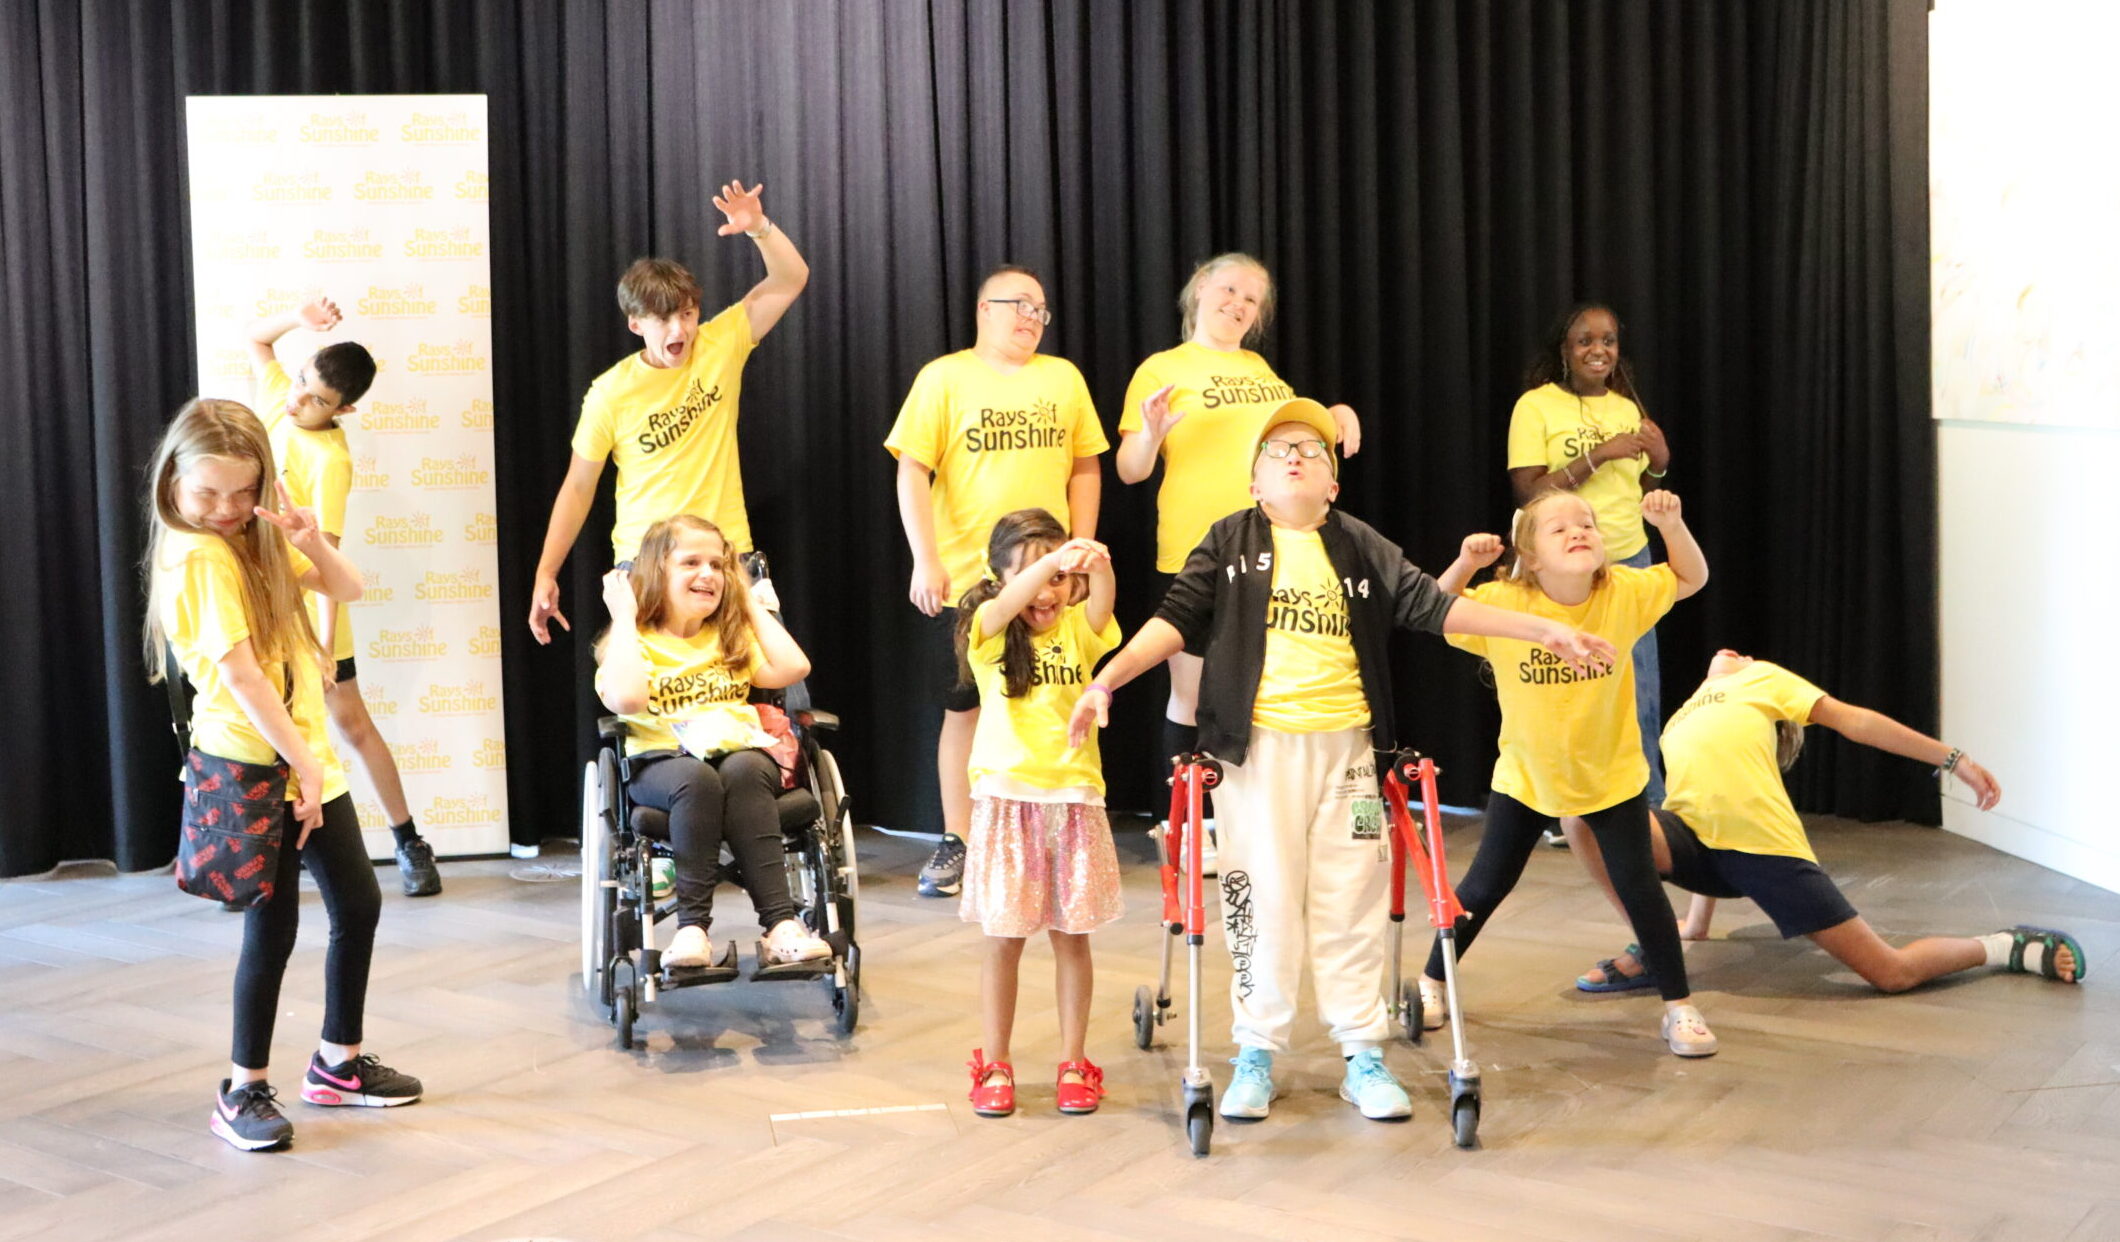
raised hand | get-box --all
[1139,385,1185,440]
[713,180,767,236]
[600,568,637,623]
[253,480,325,556]
[298,296,342,332]
[1330,403,1362,456]
[1460,532,1505,570]
[1641,489,1684,529]
[1056,537,1111,575]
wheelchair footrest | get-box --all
[750,941,838,982]
[660,940,742,988]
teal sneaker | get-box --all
[1218,1047,1275,1119]
[1339,1048,1413,1120]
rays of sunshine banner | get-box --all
[185,95,508,858]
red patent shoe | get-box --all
[968,1049,1015,1117]
[1055,1058,1106,1114]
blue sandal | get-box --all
[2002,926,2086,984]
[1577,944,1659,993]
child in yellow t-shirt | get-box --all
[594,514,829,971]
[244,294,438,896]
[1565,650,2083,993]
[531,181,810,643]
[1432,488,1716,1057]
[884,264,1109,901]
[953,510,1122,1120]
[143,398,421,1152]
[1071,400,1614,1123]
[1506,302,1676,805]
[1114,254,1361,779]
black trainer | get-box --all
[917,833,966,898]
[211,1079,293,1152]
[395,837,442,897]
[300,1052,423,1107]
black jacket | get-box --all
[1154,506,1457,765]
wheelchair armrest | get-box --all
[598,715,628,742]
[797,708,839,732]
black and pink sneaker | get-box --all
[300,1052,423,1107]
[211,1079,293,1152]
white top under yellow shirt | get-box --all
[1449,565,1676,816]
[1119,343,1296,571]
[884,351,1109,600]
[1252,527,1370,734]
[1506,383,1651,560]
[1662,661,1827,862]
[596,625,765,757]
[966,600,1121,797]
[256,360,355,661]
[156,530,348,805]
[572,302,758,561]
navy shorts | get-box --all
[932,606,980,714]
[1654,809,1859,938]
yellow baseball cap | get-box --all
[1254,397,1338,450]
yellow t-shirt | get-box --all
[1662,661,1827,862]
[883,351,1109,599]
[966,600,1121,794]
[1118,343,1296,571]
[595,624,765,756]
[1448,564,1677,816]
[1252,527,1369,733]
[156,531,348,804]
[1506,383,1650,560]
[571,302,758,561]
[256,360,355,660]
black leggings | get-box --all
[1426,789,1690,1003]
[233,793,381,1069]
[627,749,793,932]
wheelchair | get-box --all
[579,703,860,1049]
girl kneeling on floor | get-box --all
[956,510,1124,1118]
[595,514,830,969]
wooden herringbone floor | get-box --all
[2,814,2115,1242]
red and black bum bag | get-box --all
[163,643,288,910]
[176,750,288,909]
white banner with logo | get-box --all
[185,95,508,858]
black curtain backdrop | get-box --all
[0,0,1934,877]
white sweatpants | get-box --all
[1211,725,1390,1054]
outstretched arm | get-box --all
[1809,695,2000,810]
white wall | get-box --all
[1937,422,2119,893]
[1932,0,2120,894]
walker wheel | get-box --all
[1452,1096,1480,1149]
[1186,1101,1214,1157]
[1132,984,1155,1050]
[1402,981,1424,1045]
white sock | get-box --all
[1979,931,2015,969]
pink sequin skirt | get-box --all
[960,797,1124,937]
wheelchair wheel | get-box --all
[580,761,614,1001]
[833,944,860,1036]
[615,987,636,1050]
[815,748,859,938]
